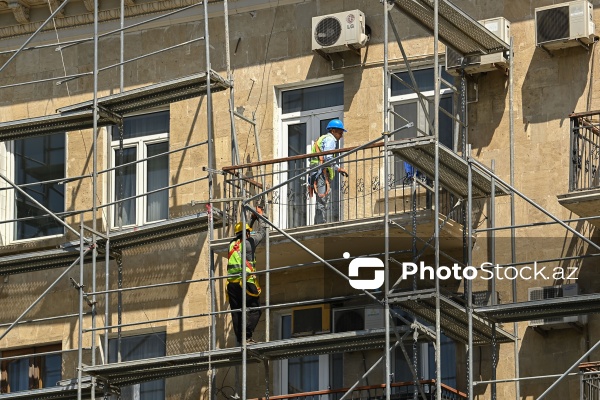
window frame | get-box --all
[2,134,67,245]
[0,344,62,393]
[109,110,170,229]
[389,68,456,186]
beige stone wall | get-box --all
[2,0,600,399]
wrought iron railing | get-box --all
[220,142,463,234]
[249,380,467,400]
[580,362,600,400]
[570,112,600,191]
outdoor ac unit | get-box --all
[446,17,510,76]
[535,0,595,50]
[312,10,369,53]
[528,283,587,329]
[332,306,384,333]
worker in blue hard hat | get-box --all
[308,119,349,225]
[227,206,267,345]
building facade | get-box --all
[0,0,599,399]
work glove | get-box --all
[338,167,349,178]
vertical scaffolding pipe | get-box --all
[119,0,124,92]
[509,37,520,400]
[467,145,473,400]
[104,237,110,365]
[490,159,497,400]
[223,0,240,165]
[91,0,100,396]
[433,1,442,400]
[383,2,391,400]
[241,209,248,400]
[77,216,84,400]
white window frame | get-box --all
[276,313,330,397]
[2,135,66,245]
[109,113,169,230]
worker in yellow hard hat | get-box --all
[226,205,267,345]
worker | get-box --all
[226,206,267,345]
[309,119,349,225]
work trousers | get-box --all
[313,172,329,225]
[227,282,261,343]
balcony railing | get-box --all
[580,362,600,400]
[570,112,600,191]
[221,142,463,233]
[250,380,467,400]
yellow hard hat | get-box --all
[234,222,252,235]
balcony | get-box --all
[558,111,600,226]
[213,141,468,264]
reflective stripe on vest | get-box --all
[310,134,335,180]
[227,239,261,295]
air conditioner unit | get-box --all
[445,17,510,76]
[535,0,595,50]
[312,10,369,53]
[332,306,385,333]
[291,304,331,336]
[528,284,587,329]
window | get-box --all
[394,334,457,390]
[278,315,329,395]
[6,134,66,241]
[108,332,166,400]
[390,68,455,183]
[0,344,62,393]
[279,82,344,228]
[111,111,169,228]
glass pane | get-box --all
[427,334,456,388]
[282,82,343,114]
[14,134,65,240]
[439,96,454,149]
[109,333,166,400]
[114,147,137,226]
[146,142,169,222]
[42,354,62,388]
[287,123,307,228]
[7,358,29,392]
[288,355,319,394]
[393,103,418,181]
[112,111,169,141]
[391,68,453,97]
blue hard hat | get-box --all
[326,119,347,132]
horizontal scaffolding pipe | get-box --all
[0,38,86,56]
[57,1,205,51]
[0,247,90,341]
[475,215,600,232]
[470,158,600,253]
[0,347,87,362]
[88,249,410,296]
[0,0,70,75]
[474,370,600,385]
[58,37,205,85]
[0,312,91,327]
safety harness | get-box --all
[227,238,261,296]
[308,134,335,198]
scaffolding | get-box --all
[1,0,600,399]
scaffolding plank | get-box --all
[0,211,219,275]
[475,293,600,323]
[393,0,509,56]
[0,382,92,400]
[388,137,509,198]
[82,329,416,387]
[389,289,514,345]
[58,71,230,116]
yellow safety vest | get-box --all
[227,239,261,296]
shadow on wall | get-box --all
[519,326,583,398]
[469,70,509,154]
[521,46,591,130]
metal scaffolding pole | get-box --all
[383,2,391,400]
[490,159,497,400]
[433,1,442,400]
[467,145,473,400]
